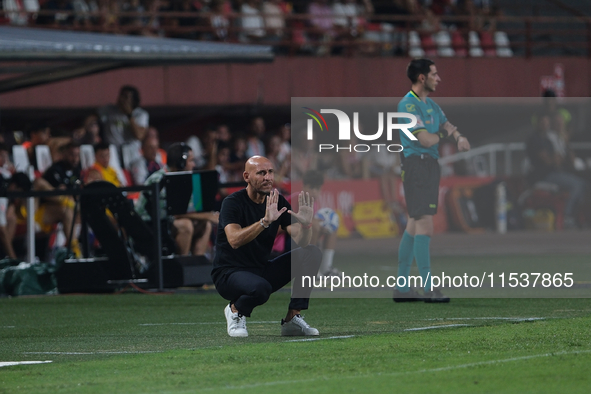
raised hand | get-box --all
[457,136,471,152]
[264,189,287,224]
[121,99,134,116]
[287,191,314,227]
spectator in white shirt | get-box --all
[241,0,266,42]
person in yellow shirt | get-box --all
[0,173,78,259]
[84,142,122,186]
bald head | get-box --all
[245,155,271,172]
[244,155,275,197]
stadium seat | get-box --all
[451,31,467,57]
[494,31,514,57]
[121,143,141,170]
[408,31,425,57]
[35,145,52,174]
[80,144,95,170]
[468,31,484,57]
[420,34,437,57]
[12,145,30,174]
[290,20,307,46]
[479,31,496,57]
[108,145,131,187]
[434,30,455,57]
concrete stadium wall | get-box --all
[1,57,590,109]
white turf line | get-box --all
[140,317,546,327]
[140,318,548,326]
[12,318,551,358]
[139,321,278,326]
[0,361,52,367]
[285,335,355,342]
[23,351,159,355]
[404,324,470,331]
[425,317,546,321]
[188,349,591,392]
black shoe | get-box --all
[393,288,422,302]
[423,288,450,303]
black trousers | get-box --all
[214,245,322,317]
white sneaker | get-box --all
[224,304,248,337]
[281,314,319,336]
[319,267,341,278]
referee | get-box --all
[394,58,471,303]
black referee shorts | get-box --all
[401,154,441,219]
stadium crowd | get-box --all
[0,84,395,262]
[1,0,499,55]
[0,85,397,189]
[1,83,588,262]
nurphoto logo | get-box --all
[303,107,417,153]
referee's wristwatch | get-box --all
[260,218,270,229]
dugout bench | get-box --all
[5,170,220,293]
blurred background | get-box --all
[1,0,591,252]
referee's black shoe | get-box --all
[393,287,423,302]
[423,288,450,303]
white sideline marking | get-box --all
[405,324,470,331]
[23,351,158,355]
[189,349,591,392]
[285,335,355,343]
[1,326,15,328]
[140,323,213,326]
[0,361,52,367]
[420,349,591,372]
[425,317,546,321]
[139,321,278,326]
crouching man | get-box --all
[212,155,321,337]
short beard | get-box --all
[248,184,271,196]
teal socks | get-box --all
[414,234,432,292]
[397,231,414,292]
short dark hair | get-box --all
[119,85,140,108]
[407,58,435,84]
[302,170,324,189]
[93,142,110,153]
[62,141,81,152]
[26,121,50,138]
[9,172,32,192]
[167,142,192,170]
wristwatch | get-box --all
[260,219,270,229]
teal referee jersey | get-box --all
[398,90,448,159]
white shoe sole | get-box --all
[224,305,248,337]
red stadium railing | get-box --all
[1,11,591,58]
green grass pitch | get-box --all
[1,254,590,393]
